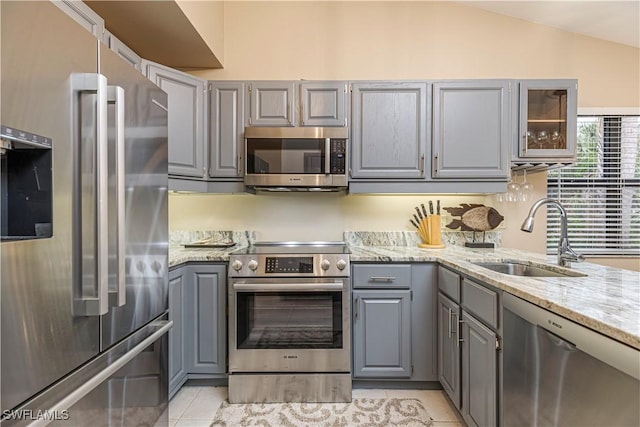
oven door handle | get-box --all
[232,281,345,292]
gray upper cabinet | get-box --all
[106,31,142,72]
[209,82,246,178]
[299,81,347,127]
[432,81,511,180]
[353,289,412,378]
[146,61,207,178]
[248,81,296,126]
[53,0,105,42]
[516,79,578,160]
[438,292,461,410]
[185,264,227,375]
[351,82,429,179]
[461,311,497,427]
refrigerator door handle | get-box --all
[71,73,109,317]
[27,320,173,427]
[107,85,126,308]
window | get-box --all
[547,116,640,255]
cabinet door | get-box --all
[432,81,510,179]
[106,31,142,72]
[411,264,438,381]
[461,311,497,427]
[351,82,428,179]
[299,81,347,127]
[438,293,461,409]
[168,267,188,398]
[185,265,227,374]
[146,62,207,178]
[518,79,577,159]
[353,290,411,378]
[53,0,105,41]
[248,82,295,126]
[209,82,245,178]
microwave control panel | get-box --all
[330,139,347,174]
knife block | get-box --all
[417,215,446,249]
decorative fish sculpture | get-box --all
[444,204,504,232]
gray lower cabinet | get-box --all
[438,292,461,409]
[351,82,429,179]
[352,263,437,381]
[145,60,207,178]
[432,81,510,180]
[438,266,499,426]
[185,265,227,374]
[353,289,412,378]
[168,267,188,398]
[209,82,246,178]
[299,81,347,127]
[169,264,227,398]
[248,81,296,126]
[461,311,497,427]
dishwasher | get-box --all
[503,293,639,427]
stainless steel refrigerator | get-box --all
[1,1,171,426]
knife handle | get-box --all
[428,201,434,215]
[415,206,423,220]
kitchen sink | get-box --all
[473,261,587,278]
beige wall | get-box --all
[176,1,225,64]
[171,1,639,270]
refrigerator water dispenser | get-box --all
[1,125,52,240]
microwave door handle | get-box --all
[108,85,126,307]
[325,138,331,175]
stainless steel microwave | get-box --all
[244,127,348,191]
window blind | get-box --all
[547,116,640,255]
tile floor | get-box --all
[168,385,466,426]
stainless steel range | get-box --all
[228,242,351,403]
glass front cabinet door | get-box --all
[518,80,577,159]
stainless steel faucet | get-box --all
[521,198,585,267]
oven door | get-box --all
[228,278,350,373]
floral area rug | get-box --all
[210,398,434,426]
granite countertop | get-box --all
[347,240,640,351]
[168,230,639,350]
[169,230,255,267]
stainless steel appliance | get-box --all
[228,242,351,403]
[503,293,640,426]
[244,127,348,191]
[1,2,170,426]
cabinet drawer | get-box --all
[353,264,411,289]
[462,278,498,328]
[438,266,460,302]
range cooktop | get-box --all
[239,241,350,255]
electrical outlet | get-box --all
[128,255,166,278]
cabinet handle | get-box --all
[434,154,439,174]
[354,297,359,319]
[369,276,396,282]
[287,101,292,125]
[420,153,426,176]
[447,307,453,338]
[301,102,304,126]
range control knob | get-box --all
[231,260,243,271]
[320,259,331,271]
[248,260,259,271]
[336,259,347,271]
